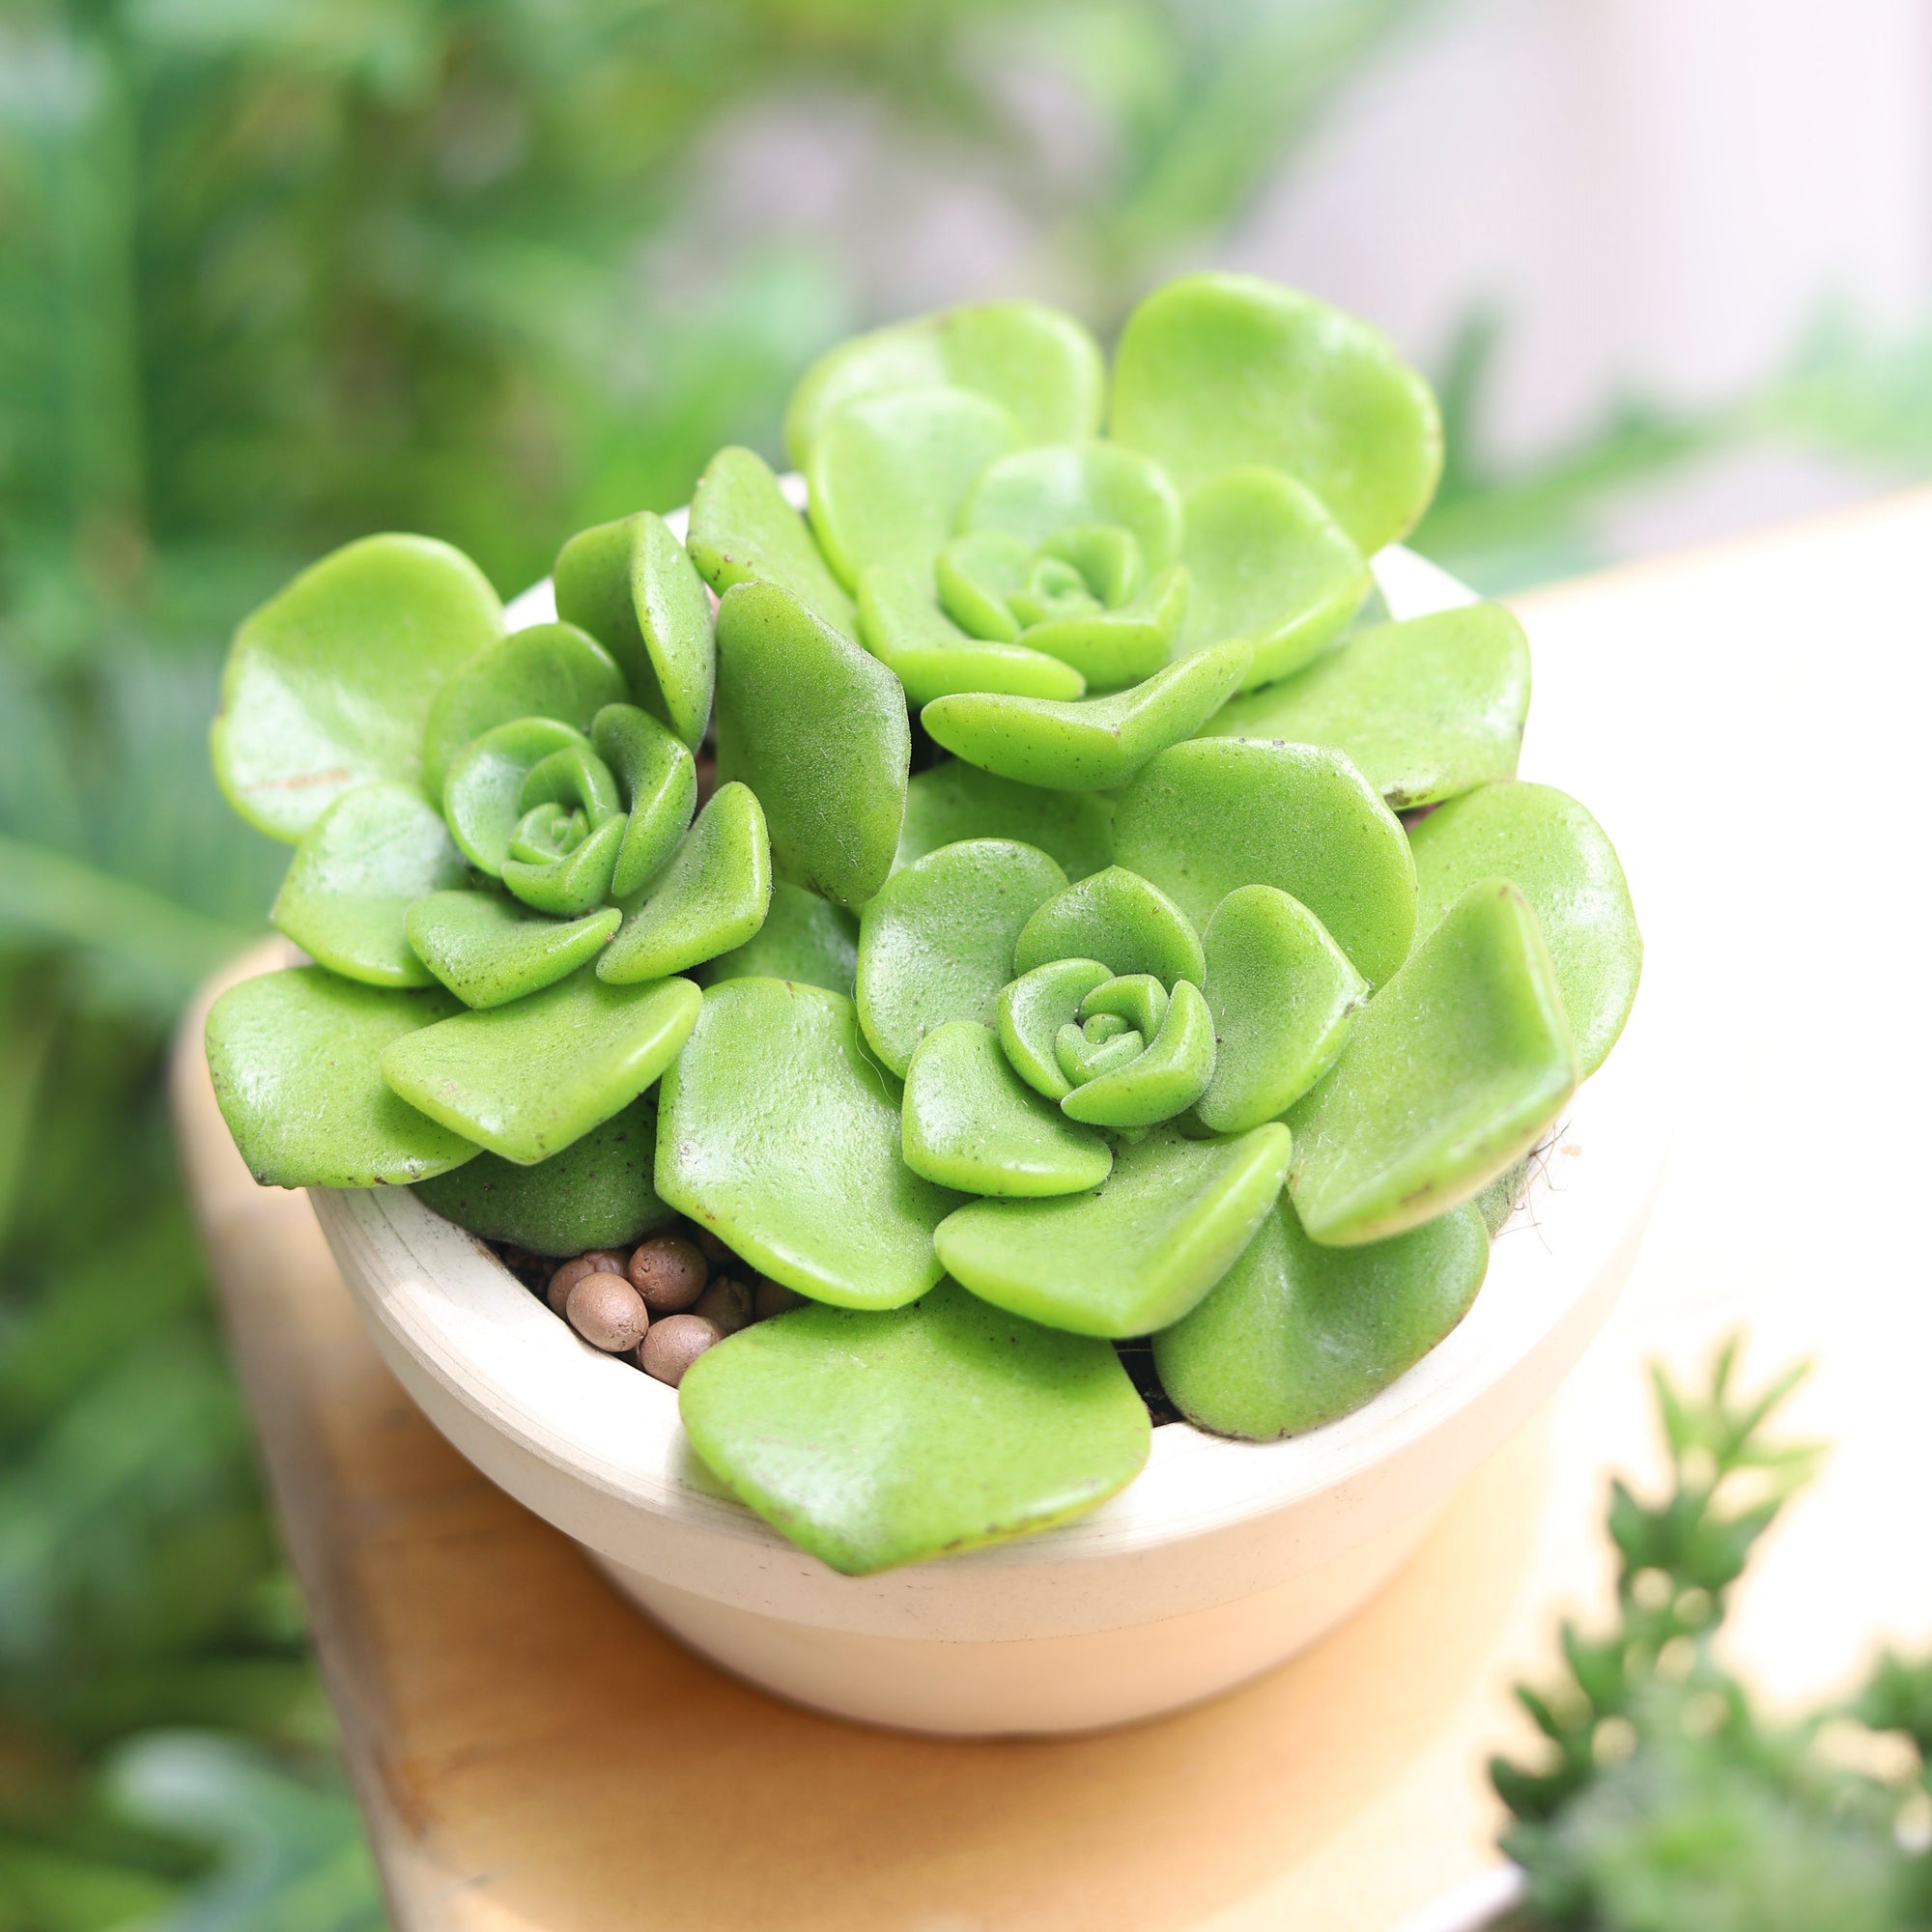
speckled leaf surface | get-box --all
[922,641,1249,791]
[1288,879,1577,1246]
[412,1094,673,1257]
[1195,885,1367,1133]
[1156,1196,1488,1439]
[901,1021,1112,1196]
[895,761,1114,880]
[270,782,467,986]
[936,1122,1291,1337]
[593,703,697,900]
[405,891,619,1009]
[686,446,857,638]
[678,1280,1148,1576]
[1012,866,1205,986]
[213,533,502,841]
[657,980,960,1309]
[1114,737,1414,986]
[1207,604,1531,809]
[380,967,699,1165]
[205,968,475,1187]
[1109,273,1442,555]
[714,581,909,909]
[1408,781,1640,1077]
[553,510,715,749]
[695,880,858,998]
[857,567,1085,705]
[856,838,1066,1076]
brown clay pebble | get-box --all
[753,1275,807,1321]
[545,1248,627,1313]
[690,1224,733,1266]
[627,1235,708,1314]
[564,1271,651,1352]
[638,1314,723,1387]
[694,1276,754,1336]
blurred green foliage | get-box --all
[7,0,1932,1923]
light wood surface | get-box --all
[173,491,1932,1932]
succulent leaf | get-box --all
[686,445,857,637]
[441,716,588,875]
[694,879,858,998]
[895,761,1115,880]
[1013,865,1205,986]
[592,702,698,898]
[405,890,620,1009]
[856,567,1085,705]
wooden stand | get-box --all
[174,494,1932,1930]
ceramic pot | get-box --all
[311,528,1671,1736]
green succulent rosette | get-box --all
[203,275,1641,1577]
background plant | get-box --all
[7,0,1932,1922]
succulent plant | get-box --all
[203,273,1640,1575]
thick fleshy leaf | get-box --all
[380,967,700,1165]
[895,760,1114,880]
[855,838,1066,1076]
[412,1094,674,1257]
[419,621,626,803]
[205,968,475,1186]
[937,528,1034,640]
[857,567,1084,704]
[213,533,502,841]
[1207,604,1531,808]
[1155,1195,1488,1439]
[1109,273,1442,554]
[922,640,1249,791]
[1013,866,1205,986]
[519,739,622,825]
[1042,524,1144,607]
[405,890,619,1009]
[442,717,587,875]
[782,299,1106,467]
[1061,978,1215,1128]
[1195,885,1366,1133]
[679,1280,1147,1576]
[593,703,697,899]
[962,443,1183,572]
[807,385,1019,592]
[695,880,858,998]
[598,781,771,982]
[270,782,466,986]
[714,581,910,909]
[996,957,1112,1100]
[1114,737,1415,986]
[1081,972,1166,1036]
[1017,563,1189,690]
[1408,781,1640,1077]
[1176,469,1370,689]
[901,1021,1112,1196]
[1055,1019,1144,1086]
[1288,879,1577,1245]
[553,510,715,749]
[499,811,623,918]
[936,1122,1292,1337]
[686,445,857,637]
[655,979,961,1310]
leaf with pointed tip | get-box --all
[962,443,1183,572]
[1408,780,1640,1077]
[686,445,857,636]
[499,811,624,917]
[857,567,1084,704]
[1013,865,1204,985]
[679,1280,1146,1576]
[937,1122,1292,1337]
[922,641,1249,791]
[996,957,1112,1100]
[1017,563,1190,690]
[696,880,858,997]
[271,782,466,986]
[206,968,476,1187]
[1195,885,1366,1133]
[599,781,771,982]
[442,716,588,875]
[784,299,1105,467]
[405,891,619,1009]
[553,510,714,749]
[808,384,1020,592]
[213,533,502,841]
[420,621,627,801]
[1288,879,1577,1245]
[1177,469,1370,689]
[856,838,1066,1076]
[593,703,697,898]
[902,1021,1111,1197]
[714,580,909,909]
[1110,273,1442,554]
[413,1093,674,1257]
[1156,1194,1488,1438]
[1115,737,1415,986]
[655,978,961,1310]
[1062,978,1215,1127]
[895,760,1115,880]
[1207,604,1531,808]
[380,967,699,1165]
